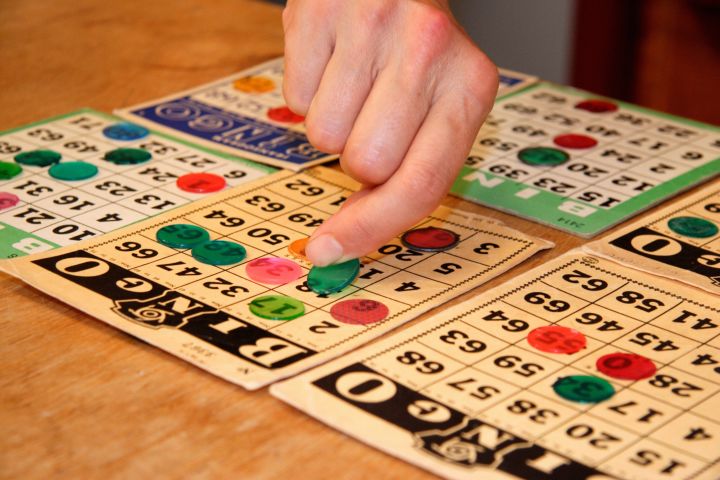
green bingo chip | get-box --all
[517,146,570,166]
[14,149,61,167]
[249,295,305,321]
[667,216,718,238]
[156,224,210,249]
[191,240,247,265]
[0,161,22,180]
[104,148,152,165]
[552,375,615,403]
[48,161,98,181]
[307,259,361,295]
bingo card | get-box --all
[451,82,720,237]
[272,252,720,480]
[116,58,334,171]
[116,58,538,171]
[588,180,720,295]
[0,167,551,389]
[497,68,538,97]
[0,109,274,259]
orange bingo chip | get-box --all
[232,75,276,94]
[288,237,310,262]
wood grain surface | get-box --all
[0,1,709,478]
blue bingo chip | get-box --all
[102,122,150,141]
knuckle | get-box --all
[312,0,334,16]
[356,0,394,30]
[292,0,330,18]
[400,5,454,78]
[346,210,378,247]
[282,2,303,35]
[281,50,313,115]
[285,0,333,26]
[401,162,448,212]
[340,150,391,186]
[440,48,498,130]
[304,118,346,154]
[282,5,293,29]
[411,5,454,48]
[413,4,454,41]
[281,78,311,116]
[463,51,499,105]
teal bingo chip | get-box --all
[191,240,247,266]
[156,224,210,249]
[49,161,98,180]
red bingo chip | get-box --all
[245,257,303,285]
[527,325,586,354]
[575,99,618,113]
[177,173,226,193]
[596,352,657,380]
[330,299,389,325]
[0,192,19,210]
[553,133,598,149]
[267,106,305,123]
[401,226,460,252]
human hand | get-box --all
[283,0,498,266]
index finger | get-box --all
[305,90,494,266]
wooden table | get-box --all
[0,1,705,478]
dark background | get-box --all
[269,0,720,125]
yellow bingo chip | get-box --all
[232,75,276,93]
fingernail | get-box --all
[306,234,344,267]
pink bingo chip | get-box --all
[245,257,303,285]
[0,192,19,210]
